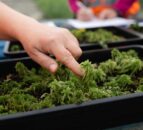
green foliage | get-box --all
[136,78,143,92]
[0,80,21,95]
[71,29,124,48]
[130,23,143,33]
[10,44,22,52]
[34,0,73,18]
[111,49,143,75]
[71,29,86,42]
[0,49,143,115]
[104,74,133,92]
[99,60,117,74]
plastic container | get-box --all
[3,41,28,58]
[3,26,143,58]
[77,26,143,50]
[127,24,143,38]
[1,45,143,129]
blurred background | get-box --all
[1,0,142,20]
[0,0,73,20]
[1,0,143,23]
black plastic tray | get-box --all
[3,41,28,58]
[1,45,143,130]
[79,26,143,50]
[127,25,143,38]
[3,26,143,58]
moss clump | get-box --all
[130,23,143,33]
[10,44,23,52]
[0,49,143,115]
[71,29,124,48]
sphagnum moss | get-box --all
[0,48,143,115]
[71,29,124,48]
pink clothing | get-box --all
[112,0,138,16]
[68,0,138,17]
[68,0,79,13]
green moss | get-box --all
[130,23,143,33]
[71,29,124,48]
[10,44,22,52]
[0,49,143,115]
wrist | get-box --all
[14,17,39,42]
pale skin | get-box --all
[98,8,117,19]
[77,7,95,21]
[77,7,117,21]
[0,2,84,76]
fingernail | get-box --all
[49,63,57,73]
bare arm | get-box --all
[0,2,83,76]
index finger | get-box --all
[50,44,84,76]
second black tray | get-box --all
[3,41,28,58]
[3,26,143,58]
[78,26,143,50]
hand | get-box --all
[0,2,84,76]
[77,8,94,21]
[98,9,117,19]
[17,21,83,76]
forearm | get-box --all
[0,2,38,40]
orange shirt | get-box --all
[91,0,140,17]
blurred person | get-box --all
[68,0,141,21]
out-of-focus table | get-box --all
[42,17,135,29]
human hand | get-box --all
[0,2,84,76]
[98,8,117,19]
[77,8,94,21]
[17,21,83,76]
